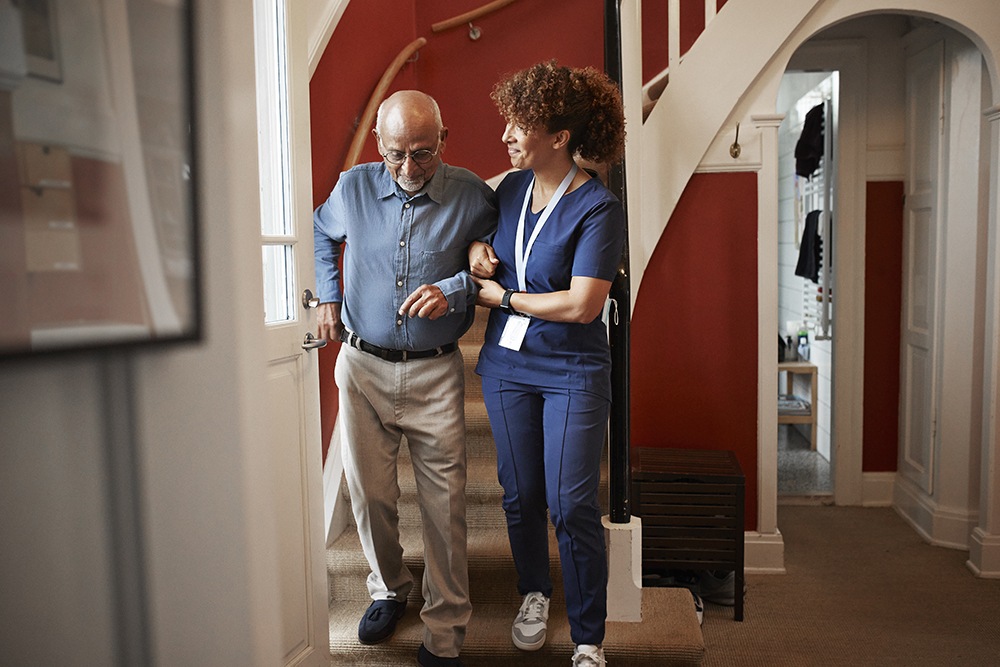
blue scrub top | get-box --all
[475,168,625,400]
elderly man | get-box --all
[314,90,497,667]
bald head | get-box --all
[376,90,443,135]
[373,91,448,194]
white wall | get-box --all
[0,2,286,665]
[0,360,118,666]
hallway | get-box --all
[778,424,832,497]
[701,505,1000,665]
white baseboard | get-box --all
[862,472,895,506]
[894,476,976,550]
[967,528,1000,578]
[744,530,786,573]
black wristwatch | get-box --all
[499,288,520,316]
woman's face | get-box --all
[501,122,557,170]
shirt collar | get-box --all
[375,163,447,203]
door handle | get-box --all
[302,332,327,350]
[302,288,320,309]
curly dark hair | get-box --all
[491,60,626,164]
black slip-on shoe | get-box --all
[357,599,407,645]
[417,643,464,666]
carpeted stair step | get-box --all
[340,453,611,529]
[328,524,571,606]
[329,586,704,666]
[463,401,497,459]
[460,340,484,402]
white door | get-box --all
[899,40,944,495]
[255,1,329,665]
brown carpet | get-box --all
[701,505,1000,666]
[330,587,703,666]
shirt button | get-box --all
[404,203,411,209]
[400,241,405,247]
[450,307,455,313]
[397,280,403,287]
[396,319,403,326]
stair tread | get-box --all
[328,523,555,568]
[329,587,704,666]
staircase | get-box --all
[327,308,705,665]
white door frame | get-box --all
[781,39,868,507]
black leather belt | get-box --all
[339,330,456,362]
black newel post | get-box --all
[604,0,631,524]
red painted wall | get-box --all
[309,0,606,459]
[630,172,759,531]
[642,2,669,82]
[863,181,903,472]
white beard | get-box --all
[397,174,426,192]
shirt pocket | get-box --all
[418,245,467,282]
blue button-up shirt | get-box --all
[314,162,497,350]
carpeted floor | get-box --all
[700,505,1000,666]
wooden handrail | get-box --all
[342,37,428,171]
[431,0,517,33]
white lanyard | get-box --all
[514,163,578,291]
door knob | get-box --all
[302,332,327,350]
[302,288,320,309]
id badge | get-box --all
[498,314,530,351]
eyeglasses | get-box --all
[374,131,442,166]
[379,147,439,166]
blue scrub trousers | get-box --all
[481,376,609,645]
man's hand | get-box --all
[316,302,343,342]
[399,284,449,320]
[469,241,499,278]
[470,276,504,309]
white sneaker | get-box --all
[571,644,606,666]
[692,591,704,626]
[512,591,549,651]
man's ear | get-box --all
[439,127,449,152]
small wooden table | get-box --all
[778,360,818,449]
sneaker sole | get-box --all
[512,633,546,651]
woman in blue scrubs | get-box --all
[469,60,626,667]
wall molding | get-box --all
[968,528,1000,578]
[862,472,896,506]
[307,0,350,77]
[866,143,905,180]
[744,531,786,573]
[894,475,978,549]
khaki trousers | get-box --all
[335,344,470,657]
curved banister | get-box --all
[342,37,428,171]
[431,0,518,33]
